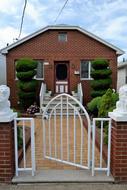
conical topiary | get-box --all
[90,58,112,98]
[16,58,38,110]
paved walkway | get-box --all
[20,117,104,170]
[1,183,127,190]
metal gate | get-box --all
[14,118,35,176]
[42,93,91,169]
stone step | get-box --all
[44,96,79,101]
[43,100,80,106]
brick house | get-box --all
[0,25,124,107]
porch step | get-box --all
[12,170,114,184]
[42,94,80,113]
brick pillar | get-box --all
[110,120,127,182]
[0,121,15,183]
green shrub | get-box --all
[98,89,118,118]
[91,59,109,69]
[16,58,37,72]
[90,58,112,98]
[91,90,107,98]
[91,78,112,90]
[16,58,37,110]
[18,80,37,92]
[16,70,36,80]
[87,97,101,116]
[18,91,36,99]
[91,69,112,79]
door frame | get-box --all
[54,61,70,93]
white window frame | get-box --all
[35,61,44,80]
[58,32,67,42]
[80,60,92,80]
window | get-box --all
[80,60,92,80]
[15,60,18,80]
[35,61,44,80]
[58,32,67,42]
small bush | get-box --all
[98,89,118,118]
[87,97,101,116]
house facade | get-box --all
[0,25,124,107]
[117,60,127,91]
[0,53,6,85]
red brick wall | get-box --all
[6,29,117,107]
[0,122,15,183]
[111,120,127,182]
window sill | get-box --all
[35,78,44,80]
[80,78,93,81]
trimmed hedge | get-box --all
[91,90,107,98]
[90,58,112,98]
[16,58,38,72]
[91,69,112,79]
[16,70,36,80]
[91,78,112,90]
[18,80,37,92]
[18,91,36,99]
[91,59,109,69]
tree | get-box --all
[90,58,112,98]
[16,58,38,110]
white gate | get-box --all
[42,93,91,169]
[92,118,111,176]
[14,118,35,176]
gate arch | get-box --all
[42,93,91,169]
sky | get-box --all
[0,0,127,61]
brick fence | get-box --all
[0,122,15,183]
[110,120,127,182]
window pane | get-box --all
[36,61,43,78]
[81,61,89,78]
[58,33,67,42]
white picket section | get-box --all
[14,118,35,176]
[92,118,111,176]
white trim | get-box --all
[80,60,93,80]
[56,81,68,84]
[0,25,124,55]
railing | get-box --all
[92,118,111,176]
[39,82,46,113]
[14,118,35,176]
[78,83,83,104]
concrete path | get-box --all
[0,183,127,190]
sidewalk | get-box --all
[0,183,127,190]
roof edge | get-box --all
[0,25,125,55]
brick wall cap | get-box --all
[109,111,127,122]
[0,112,17,122]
